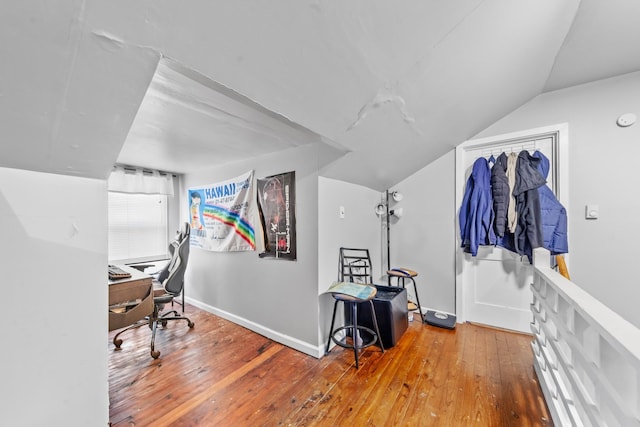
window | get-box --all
[108,192,169,263]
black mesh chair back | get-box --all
[162,223,190,296]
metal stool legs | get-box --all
[391,275,426,324]
[406,276,425,323]
[326,298,385,369]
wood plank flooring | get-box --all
[108,303,552,426]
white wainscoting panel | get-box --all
[531,248,640,427]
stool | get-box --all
[387,268,426,324]
[326,283,384,369]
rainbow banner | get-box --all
[189,171,255,252]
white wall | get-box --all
[476,71,640,328]
[317,177,381,346]
[167,176,183,242]
[182,143,343,357]
[388,151,457,314]
[0,167,108,426]
[390,71,640,326]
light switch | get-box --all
[585,204,599,219]
[339,206,345,219]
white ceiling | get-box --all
[117,58,331,174]
[2,0,640,191]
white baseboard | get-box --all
[185,296,324,359]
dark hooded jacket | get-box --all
[490,152,510,237]
[533,151,568,255]
[512,151,547,260]
[459,157,495,256]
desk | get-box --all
[108,265,154,331]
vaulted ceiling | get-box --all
[2,0,640,191]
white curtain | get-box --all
[108,165,174,196]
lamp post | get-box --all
[377,189,403,283]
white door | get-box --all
[455,124,569,333]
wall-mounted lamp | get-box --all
[374,193,404,217]
[375,189,404,272]
[389,207,404,218]
[391,191,403,202]
[374,194,404,217]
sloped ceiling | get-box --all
[2,0,640,191]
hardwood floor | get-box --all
[109,303,552,426]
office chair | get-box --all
[155,223,190,312]
[113,222,195,359]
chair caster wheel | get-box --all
[151,350,160,359]
[113,338,123,349]
[188,321,195,328]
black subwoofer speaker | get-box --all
[345,285,408,348]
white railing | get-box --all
[530,248,640,427]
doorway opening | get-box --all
[454,123,569,332]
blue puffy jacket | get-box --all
[459,157,495,256]
[533,151,568,255]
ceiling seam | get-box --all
[49,0,88,171]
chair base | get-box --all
[113,305,194,359]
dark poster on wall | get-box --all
[256,171,297,260]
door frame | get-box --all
[455,123,569,326]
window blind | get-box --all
[108,192,169,263]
